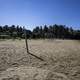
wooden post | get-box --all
[23,26,44,61]
[23,26,29,53]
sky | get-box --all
[0,0,80,30]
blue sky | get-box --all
[0,0,80,30]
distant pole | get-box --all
[23,26,29,53]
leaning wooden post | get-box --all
[23,26,29,53]
[23,26,44,61]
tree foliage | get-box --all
[32,24,80,39]
[0,24,80,39]
[0,25,31,39]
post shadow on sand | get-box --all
[24,26,44,61]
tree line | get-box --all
[0,24,80,39]
[0,25,32,39]
[33,24,80,39]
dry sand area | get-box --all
[0,39,80,80]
